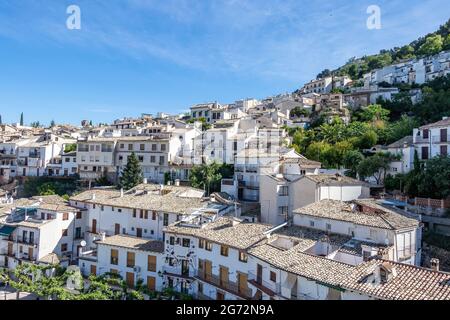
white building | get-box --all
[413,117,450,160]
[386,136,414,175]
[78,234,164,291]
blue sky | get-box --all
[0,0,449,125]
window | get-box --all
[75,227,81,239]
[278,206,288,216]
[205,241,213,251]
[111,249,119,265]
[148,255,157,272]
[63,212,69,221]
[150,156,156,163]
[239,251,248,263]
[161,144,166,151]
[279,186,288,196]
[138,156,144,162]
[61,243,68,252]
[152,211,157,220]
[421,146,429,160]
[76,211,82,219]
[118,208,122,213]
[140,210,144,219]
[152,144,157,151]
[309,221,315,227]
[326,223,331,231]
[159,156,165,165]
[127,252,135,268]
[182,238,190,248]
[62,229,68,237]
[220,245,229,257]
[163,213,169,226]
[128,144,133,151]
[101,205,104,211]
[133,209,137,218]
[169,236,175,245]
[363,251,371,262]
[144,210,148,219]
[270,271,277,282]
[199,239,205,249]
[140,144,145,151]
[423,129,429,139]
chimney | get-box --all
[443,116,448,120]
[175,179,180,186]
[143,178,148,184]
[91,193,96,201]
[167,180,172,186]
[120,188,124,197]
[430,258,440,271]
[100,232,106,242]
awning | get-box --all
[0,225,16,237]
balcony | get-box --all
[432,135,450,144]
[414,136,430,144]
[248,271,281,296]
[194,270,252,299]
[9,236,37,247]
[245,166,258,173]
[246,184,260,190]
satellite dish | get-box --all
[80,240,87,247]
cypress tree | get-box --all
[119,152,143,190]
[20,112,24,126]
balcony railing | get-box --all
[432,135,450,143]
[194,270,252,299]
[248,271,281,295]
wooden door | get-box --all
[7,242,13,256]
[441,128,448,142]
[204,260,212,281]
[147,276,156,291]
[238,273,248,294]
[126,272,135,288]
[220,266,229,287]
[90,265,97,275]
[257,264,263,285]
[115,224,120,235]
[216,291,225,300]
[92,219,97,234]
[28,247,33,261]
[136,228,142,238]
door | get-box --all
[238,273,248,295]
[92,219,97,234]
[216,291,225,300]
[115,224,120,235]
[219,266,229,287]
[204,260,212,281]
[136,228,142,238]
[181,260,189,276]
[28,247,34,261]
[126,272,135,288]
[7,242,13,256]
[147,276,156,291]
[257,264,263,285]
[441,145,448,156]
[441,128,448,142]
[77,245,82,257]
[90,265,97,275]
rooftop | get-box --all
[294,199,419,230]
[164,216,273,250]
[98,235,164,253]
[342,259,450,300]
[303,174,367,186]
[70,183,207,214]
[420,117,450,129]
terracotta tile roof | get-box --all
[294,199,419,230]
[98,235,164,253]
[70,184,207,214]
[164,217,273,250]
[342,259,450,300]
[304,174,366,186]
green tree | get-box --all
[64,144,77,153]
[358,104,390,123]
[119,152,143,190]
[50,120,56,127]
[20,112,24,126]
[30,121,41,128]
[305,141,332,167]
[356,130,378,149]
[444,34,450,50]
[386,115,419,144]
[343,150,365,178]
[189,162,224,195]
[417,156,450,199]
[418,35,443,56]
[357,153,395,185]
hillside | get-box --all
[315,18,450,80]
